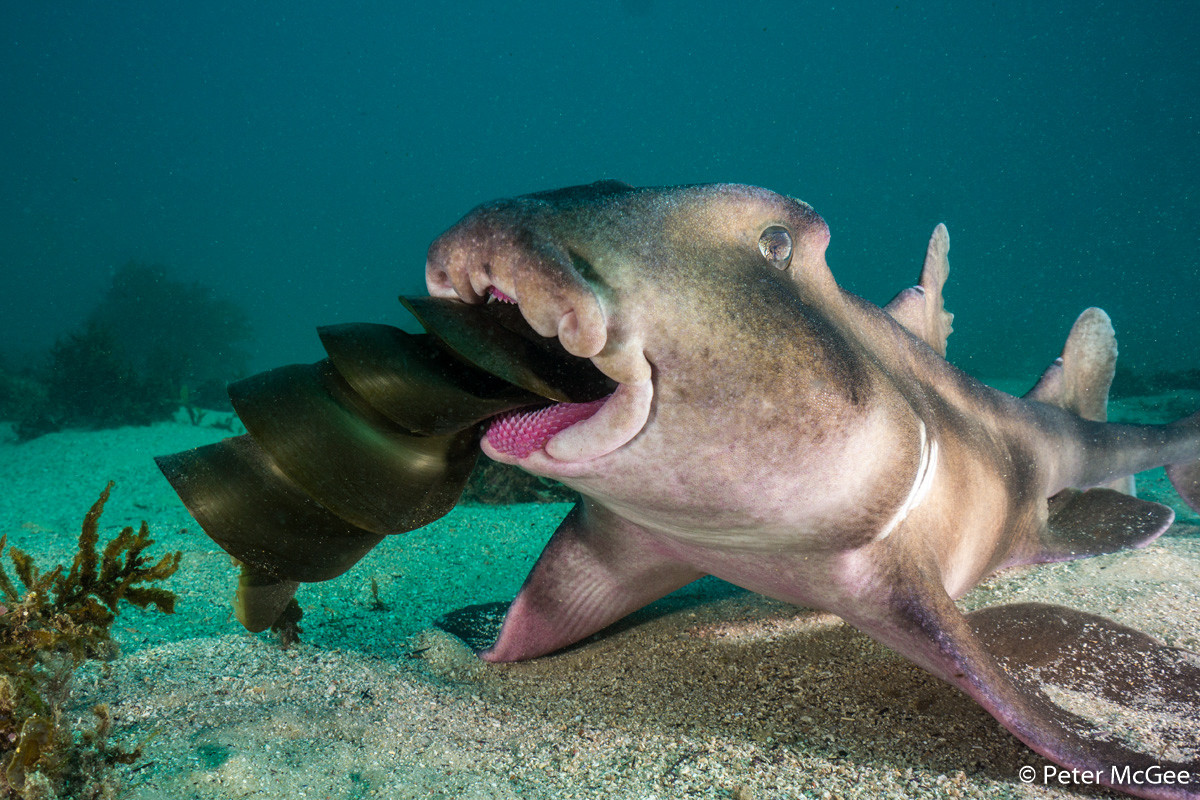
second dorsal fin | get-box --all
[1026,307,1135,495]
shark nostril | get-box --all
[557,309,605,359]
[424,259,452,292]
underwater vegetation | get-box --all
[14,321,177,440]
[88,262,252,411]
[0,363,43,435]
[8,261,253,440]
[0,482,181,799]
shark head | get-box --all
[422,182,880,522]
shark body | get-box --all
[159,182,1200,799]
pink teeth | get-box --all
[488,287,516,304]
[485,398,609,458]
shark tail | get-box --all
[1009,308,1187,568]
[1166,409,1200,514]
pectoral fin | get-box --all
[857,560,1199,800]
[967,603,1200,799]
[480,501,703,662]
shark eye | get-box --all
[758,225,793,270]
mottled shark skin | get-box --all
[424,182,1200,800]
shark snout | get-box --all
[425,209,607,361]
[424,199,655,468]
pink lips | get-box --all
[486,398,609,458]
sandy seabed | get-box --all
[1,388,1198,800]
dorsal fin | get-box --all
[1026,308,1135,495]
[884,224,954,356]
[1026,307,1118,422]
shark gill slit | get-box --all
[874,420,938,542]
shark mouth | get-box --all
[402,285,652,468]
[486,398,609,458]
[478,287,611,460]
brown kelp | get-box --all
[0,482,181,799]
[156,298,609,634]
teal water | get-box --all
[2,1,1197,381]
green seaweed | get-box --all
[0,482,181,799]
